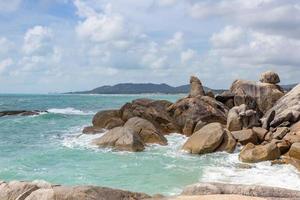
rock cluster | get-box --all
[0,180,150,200]
[84,71,300,173]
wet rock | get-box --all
[239,143,281,163]
[230,80,284,114]
[262,84,300,128]
[0,110,46,117]
[120,99,179,134]
[216,129,236,153]
[232,129,258,145]
[92,127,145,152]
[124,117,167,145]
[182,123,225,154]
[189,76,205,97]
[259,71,280,84]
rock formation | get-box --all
[189,76,205,97]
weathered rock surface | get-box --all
[216,129,236,153]
[230,80,284,114]
[0,110,46,117]
[259,71,280,84]
[124,117,167,145]
[232,129,258,145]
[168,96,228,134]
[181,182,300,199]
[92,127,145,152]
[239,143,281,163]
[0,180,150,200]
[92,110,124,129]
[182,123,224,154]
[252,127,268,142]
[262,84,300,128]
[272,127,289,140]
[120,99,179,134]
[288,143,300,160]
[189,76,205,97]
[82,126,105,134]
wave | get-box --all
[47,108,95,115]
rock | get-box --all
[168,96,228,133]
[282,156,300,172]
[82,126,105,134]
[182,119,196,136]
[0,180,51,200]
[215,91,235,103]
[252,127,268,142]
[92,110,124,129]
[92,127,144,152]
[205,90,215,98]
[193,121,207,133]
[0,110,46,117]
[120,99,179,134]
[272,127,290,140]
[259,71,280,84]
[181,182,300,199]
[283,132,300,144]
[230,80,284,114]
[262,84,300,128]
[182,123,224,154]
[288,143,300,160]
[25,185,150,200]
[276,140,290,155]
[227,106,242,131]
[124,117,167,145]
[216,129,236,153]
[262,110,275,130]
[189,76,205,97]
[232,129,258,145]
[239,143,281,163]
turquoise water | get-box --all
[0,94,300,195]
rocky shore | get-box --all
[2,180,300,200]
[83,71,300,172]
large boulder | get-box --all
[120,99,179,134]
[239,143,281,163]
[230,80,284,114]
[288,143,300,160]
[92,110,124,129]
[232,129,258,145]
[92,127,145,152]
[216,129,236,153]
[25,185,150,200]
[189,76,205,97]
[182,123,225,154]
[259,71,280,84]
[124,117,167,145]
[283,121,300,144]
[168,96,228,135]
[252,127,268,142]
[262,84,300,128]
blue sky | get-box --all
[0,0,299,93]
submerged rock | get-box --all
[239,143,280,163]
[182,123,225,154]
[0,110,46,117]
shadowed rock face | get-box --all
[230,80,284,114]
[0,180,150,200]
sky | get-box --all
[0,0,299,93]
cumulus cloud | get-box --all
[22,26,53,55]
[0,58,13,74]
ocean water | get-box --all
[0,94,300,195]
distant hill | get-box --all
[67,83,226,94]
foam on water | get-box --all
[47,107,95,115]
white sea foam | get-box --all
[47,107,95,115]
[62,131,105,149]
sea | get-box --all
[0,94,299,195]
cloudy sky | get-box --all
[0,0,299,93]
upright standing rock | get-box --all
[189,76,205,97]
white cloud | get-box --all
[0,58,13,74]
[156,0,178,7]
[181,49,196,63]
[211,26,245,48]
[0,37,14,55]
[22,26,53,55]
[166,32,184,49]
